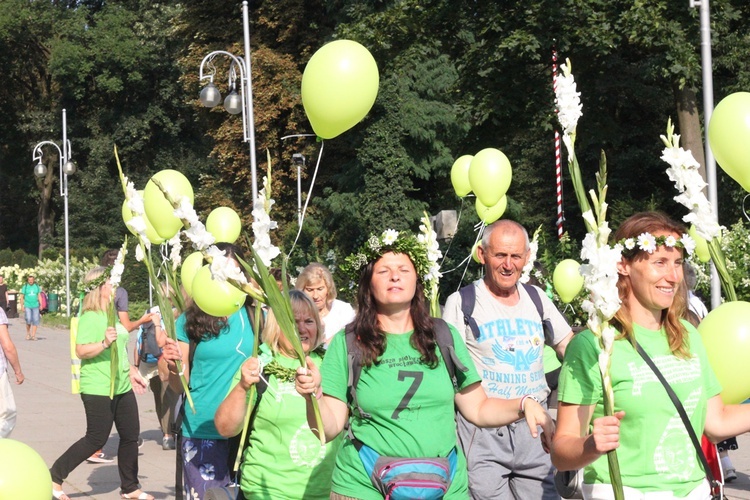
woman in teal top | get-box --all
[294,230,554,499]
[164,243,254,499]
[215,290,341,499]
[552,212,750,499]
[50,267,152,500]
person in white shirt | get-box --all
[296,263,355,345]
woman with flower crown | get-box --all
[50,266,153,500]
[552,211,750,499]
[294,229,554,499]
[214,290,341,499]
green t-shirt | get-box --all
[321,325,481,499]
[77,310,132,396]
[21,283,41,308]
[236,349,341,499]
[558,321,721,497]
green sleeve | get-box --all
[320,332,350,403]
[558,330,602,406]
[447,323,481,390]
[76,311,107,345]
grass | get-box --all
[41,313,72,329]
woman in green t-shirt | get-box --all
[215,290,341,499]
[552,211,750,499]
[294,230,554,499]
[50,267,152,500]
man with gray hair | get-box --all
[443,219,573,499]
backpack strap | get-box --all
[345,323,371,421]
[432,318,469,391]
[459,284,481,339]
[521,283,555,346]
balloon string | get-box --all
[286,141,325,260]
[439,197,466,268]
[742,194,750,223]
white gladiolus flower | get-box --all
[555,62,583,137]
[135,244,145,262]
[252,187,280,267]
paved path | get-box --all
[4,319,750,499]
[8,320,176,499]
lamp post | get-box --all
[197,0,258,202]
[291,153,305,226]
[689,0,721,309]
[32,109,76,317]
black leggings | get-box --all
[50,390,141,493]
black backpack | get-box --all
[459,282,555,345]
[344,318,468,420]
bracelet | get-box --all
[101,340,109,350]
[519,394,539,413]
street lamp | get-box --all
[197,0,258,201]
[292,153,305,225]
[32,109,75,317]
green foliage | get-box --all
[694,219,750,303]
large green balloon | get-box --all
[143,169,194,240]
[0,439,52,499]
[302,40,379,140]
[708,92,750,192]
[468,148,512,207]
[121,192,165,245]
[475,196,507,224]
[206,207,242,244]
[553,259,584,303]
[181,251,205,297]
[191,264,246,317]
[450,155,474,197]
[698,301,750,404]
[688,225,710,263]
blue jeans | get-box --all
[24,307,40,326]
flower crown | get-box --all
[342,229,440,295]
[617,232,695,257]
[77,266,112,295]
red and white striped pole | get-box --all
[553,47,564,239]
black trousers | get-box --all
[50,390,141,493]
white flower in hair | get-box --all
[382,229,399,245]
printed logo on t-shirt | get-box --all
[290,422,326,467]
[653,388,701,481]
[474,315,547,398]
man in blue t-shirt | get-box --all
[19,275,41,341]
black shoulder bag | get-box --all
[636,343,723,500]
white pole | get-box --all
[62,109,72,317]
[242,1,258,202]
[693,0,721,309]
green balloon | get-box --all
[708,92,750,192]
[191,264,246,317]
[143,169,194,240]
[475,196,507,224]
[206,207,242,244]
[468,148,512,207]
[450,155,474,197]
[553,259,584,303]
[0,439,52,499]
[180,252,205,297]
[302,40,380,140]
[121,192,165,245]
[698,301,750,404]
[688,225,711,263]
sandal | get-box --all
[52,488,71,500]
[120,490,154,499]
